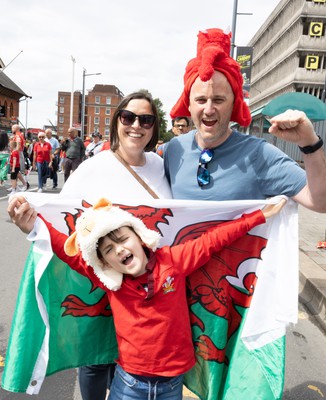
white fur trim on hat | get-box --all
[73,202,161,291]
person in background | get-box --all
[32,132,53,193]
[156,117,190,157]
[85,132,104,158]
[11,124,29,190]
[171,116,190,136]
[45,129,60,189]
[83,136,91,148]
[63,128,85,182]
[0,131,10,186]
[8,140,20,194]
[101,139,111,151]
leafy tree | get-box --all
[139,89,169,142]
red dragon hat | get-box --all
[170,28,251,127]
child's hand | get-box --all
[7,195,37,234]
[262,198,287,219]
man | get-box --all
[156,116,190,157]
[163,27,326,397]
[45,129,60,189]
[164,28,326,213]
[85,132,104,158]
[64,127,85,182]
[171,116,190,136]
[10,124,29,191]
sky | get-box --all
[1,0,281,129]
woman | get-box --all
[0,131,10,186]
[33,132,53,193]
[85,132,104,158]
[59,91,172,400]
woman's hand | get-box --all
[7,195,37,234]
[262,198,287,219]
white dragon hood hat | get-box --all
[64,198,161,291]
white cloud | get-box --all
[1,0,280,128]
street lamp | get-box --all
[230,0,253,59]
[70,56,76,127]
[81,68,101,141]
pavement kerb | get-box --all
[299,249,326,332]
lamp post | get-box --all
[18,95,32,138]
[70,56,76,127]
[230,0,253,59]
[81,69,101,141]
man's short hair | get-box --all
[172,117,190,127]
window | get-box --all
[106,96,111,105]
[59,107,64,114]
[95,96,100,104]
[105,117,110,126]
[59,96,65,104]
[59,116,64,123]
[105,108,111,115]
[105,129,110,136]
[94,117,100,124]
[95,107,100,114]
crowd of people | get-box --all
[5,27,326,400]
[0,125,113,194]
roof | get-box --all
[91,84,120,94]
[0,71,28,98]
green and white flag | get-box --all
[2,195,299,399]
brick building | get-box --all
[57,84,123,140]
[57,91,82,138]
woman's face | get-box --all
[117,99,155,157]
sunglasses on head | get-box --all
[197,148,214,187]
[118,109,156,129]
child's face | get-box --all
[98,226,148,277]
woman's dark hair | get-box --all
[110,91,159,152]
[0,132,9,151]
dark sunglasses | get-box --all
[197,148,214,187]
[118,109,156,129]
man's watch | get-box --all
[298,135,324,154]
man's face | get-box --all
[189,71,234,149]
[98,227,148,278]
[172,119,189,136]
[68,129,75,138]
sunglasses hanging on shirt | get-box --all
[197,148,214,187]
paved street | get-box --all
[0,170,325,399]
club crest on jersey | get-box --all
[162,276,175,294]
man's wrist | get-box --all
[299,135,324,154]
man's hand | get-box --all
[7,195,37,234]
[269,110,319,148]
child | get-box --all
[9,197,285,400]
[9,140,20,194]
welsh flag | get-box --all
[1,195,299,399]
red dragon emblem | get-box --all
[60,202,266,364]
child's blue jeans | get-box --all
[108,364,184,400]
